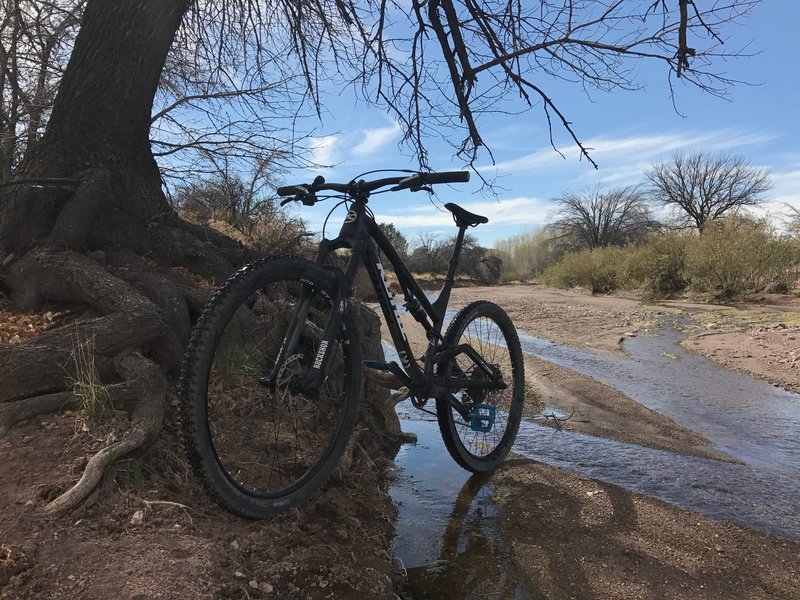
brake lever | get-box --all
[390,174,421,192]
[280,197,294,207]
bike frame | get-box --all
[276,189,504,411]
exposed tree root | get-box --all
[0,391,74,437]
[45,351,165,513]
[0,246,175,512]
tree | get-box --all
[787,205,800,238]
[409,232,449,274]
[549,186,655,251]
[377,222,409,263]
[646,151,772,232]
[0,0,84,181]
[0,0,762,513]
[494,228,562,277]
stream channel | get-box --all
[387,319,800,598]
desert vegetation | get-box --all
[495,152,800,299]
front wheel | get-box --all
[180,256,360,518]
[436,301,525,472]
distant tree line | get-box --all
[494,149,800,298]
[378,223,503,284]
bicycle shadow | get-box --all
[398,457,727,599]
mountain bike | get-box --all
[180,170,525,518]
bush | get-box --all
[625,230,690,296]
[471,253,504,284]
[540,246,626,293]
[684,215,792,298]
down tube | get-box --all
[362,241,424,384]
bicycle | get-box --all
[180,170,525,518]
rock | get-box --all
[129,510,145,526]
[234,570,246,578]
[230,540,239,551]
[249,580,259,589]
[259,582,274,593]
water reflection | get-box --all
[393,416,530,599]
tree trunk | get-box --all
[0,0,191,256]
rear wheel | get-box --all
[436,301,524,472]
[180,256,360,518]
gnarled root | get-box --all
[45,351,165,514]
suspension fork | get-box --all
[265,251,360,394]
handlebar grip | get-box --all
[276,185,302,197]
[422,171,470,185]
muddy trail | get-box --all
[388,308,800,598]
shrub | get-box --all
[471,253,504,284]
[625,230,690,296]
[684,215,789,298]
[540,246,626,293]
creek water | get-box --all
[388,321,800,597]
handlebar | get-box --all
[276,170,470,204]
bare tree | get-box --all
[352,0,761,167]
[0,0,84,181]
[786,205,800,238]
[549,186,655,250]
[409,231,450,273]
[647,151,772,232]
[0,1,310,188]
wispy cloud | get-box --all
[309,135,340,167]
[352,122,401,157]
[373,196,550,228]
[482,129,779,178]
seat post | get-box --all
[432,225,466,323]
[445,225,467,284]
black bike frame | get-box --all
[282,192,504,406]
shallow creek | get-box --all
[388,321,800,597]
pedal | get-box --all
[469,403,496,433]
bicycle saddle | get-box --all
[444,203,489,227]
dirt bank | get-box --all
[0,412,398,599]
[449,285,678,355]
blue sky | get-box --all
[281,1,799,247]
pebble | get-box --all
[259,582,274,593]
[129,510,145,526]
